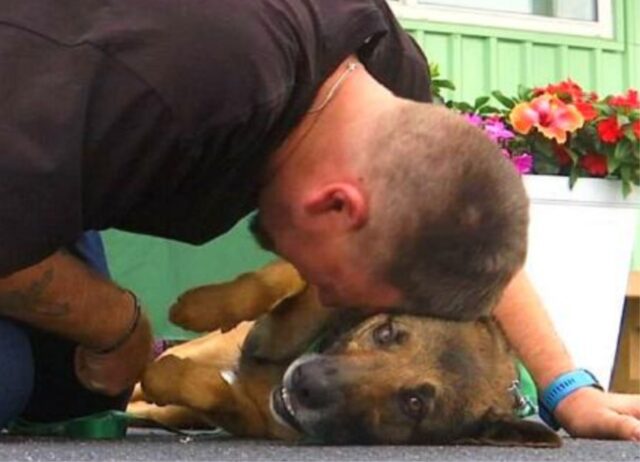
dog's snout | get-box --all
[290,357,338,410]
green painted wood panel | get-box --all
[530,44,559,85]
[105,0,640,338]
[103,217,275,339]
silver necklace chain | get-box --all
[307,62,360,114]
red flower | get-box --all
[552,143,572,166]
[597,116,624,143]
[608,89,640,109]
[574,101,597,121]
[580,154,608,176]
[535,79,585,102]
[633,120,640,139]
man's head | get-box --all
[257,61,528,319]
[355,101,529,319]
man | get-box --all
[0,0,638,440]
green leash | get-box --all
[7,410,192,440]
[8,411,131,439]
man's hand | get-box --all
[555,387,640,441]
[0,250,156,396]
[74,311,154,396]
[494,270,640,442]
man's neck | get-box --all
[264,56,395,184]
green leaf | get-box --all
[623,126,637,142]
[622,179,632,197]
[593,102,614,116]
[620,165,632,183]
[565,148,579,163]
[534,156,560,175]
[517,84,532,101]
[617,114,631,126]
[478,105,501,115]
[453,101,473,113]
[491,90,516,109]
[569,165,580,189]
[429,62,441,79]
[614,140,630,160]
[607,155,621,174]
[474,96,490,110]
[432,78,456,91]
[532,137,555,159]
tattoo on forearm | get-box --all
[0,269,70,316]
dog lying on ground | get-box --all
[128,261,560,446]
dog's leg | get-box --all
[158,321,253,369]
[242,285,337,362]
[170,260,305,332]
[129,383,147,403]
[127,401,212,429]
[142,355,267,437]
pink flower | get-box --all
[484,119,515,142]
[465,113,483,127]
[512,153,533,174]
[510,94,584,144]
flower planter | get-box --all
[522,175,640,389]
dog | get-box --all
[128,260,561,446]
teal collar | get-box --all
[511,362,538,418]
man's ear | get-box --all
[302,183,367,230]
[455,415,562,448]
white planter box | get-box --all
[522,175,640,389]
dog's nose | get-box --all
[290,357,339,410]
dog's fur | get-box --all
[129,261,560,446]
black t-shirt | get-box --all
[0,0,431,276]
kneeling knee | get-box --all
[0,319,34,427]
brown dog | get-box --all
[129,261,561,446]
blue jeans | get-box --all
[0,231,130,427]
[0,319,34,427]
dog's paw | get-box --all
[169,279,273,332]
[141,355,186,406]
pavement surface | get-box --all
[0,430,638,462]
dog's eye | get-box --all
[398,385,435,421]
[372,321,396,346]
[399,391,425,420]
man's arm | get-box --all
[0,250,152,395]
[494,270,640,441]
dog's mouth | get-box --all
[270,386,304,433]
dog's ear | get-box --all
[456,414,562,448]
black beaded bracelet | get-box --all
[92,290,142,355]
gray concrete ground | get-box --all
[0,431,638,462]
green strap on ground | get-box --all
[8,410,131,439]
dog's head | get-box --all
[270,313,560,447]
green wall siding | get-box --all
[104,217,274,339]
[104,0,640,338]
[403,1,636,100]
